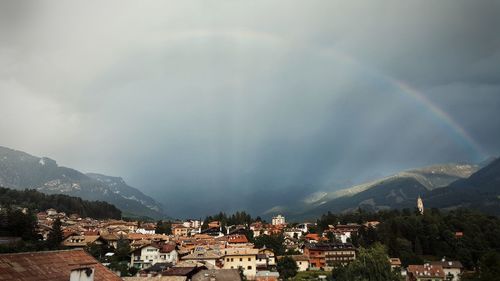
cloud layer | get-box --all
[1,1,499,217]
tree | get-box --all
[86,242,109,261]
[254,234,285,256]
[238,267,248,281]
[46,218,63,249]
[113,235,131,262]
[414,237,423,256]
[6,209,37,241]
[478,251,500,281]
[333,243,402,281]
[277,256,298,280]
[155,220,172,235]
[327,231,340,243]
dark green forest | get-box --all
[317,208,500,270]
[0,187,121,219]
[202,211,255,229]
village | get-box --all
[0,206,465,281]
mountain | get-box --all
[423,157,500,215]
[0,146,166,219]
[271,163,479,220]
[0,186,122,219]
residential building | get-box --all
[284,228,303,239]
[226,234,252,248]
[288,255,309,271]
[46,208,58,216]
[173,226,190,237]
[296,223,312,233]
[192,269,242,281]
[430,260,463,281]
[271,215,286,226]
[62,235,101,248]
[223,248,259,280]
[407,264,445,281]
[131,243,178,269]
[303,242,356,270]
[208,221,221,229]
[258,247,276,267]
[163,266,206,279]
[181,249,223,268]
[389,258,402,271]
[136,226,156,235]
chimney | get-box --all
[70,266,95,281]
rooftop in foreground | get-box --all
[0,249,122,281]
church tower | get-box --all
[417,195,424,215]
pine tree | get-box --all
[46,218,63,249]
[277,256,298,280]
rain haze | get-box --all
[1,1,499,218]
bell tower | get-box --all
[417,195,424,215]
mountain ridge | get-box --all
[0,146,166,219]
[268,162,481,220]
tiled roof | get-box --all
[182,250,222,260]
[0,249,122,281]
[430,260,463,269]
[192,269,241,281]
[124,277,186,281]
[161,244,176,253]
[304,233,321,241]
[226,235,248,244]
[288,255,309,261]
[162,266,203,276]
[389,258,402,266]
[305,242,355,251]
[223,248,259,256]
[62,235,100,247]
[408,264,445,278]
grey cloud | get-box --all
[0,1,499,217]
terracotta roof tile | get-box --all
[0,249,122,281]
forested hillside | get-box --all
[0,187,121,219]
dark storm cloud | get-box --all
[0,1,499,217]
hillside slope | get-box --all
[424,158,500,215]
[273,163,479,220]
[0,146,165,219]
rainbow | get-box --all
[319,47,485,160]
[167,30,485,160]
[388,79,485,159]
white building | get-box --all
[136,227,156,235]
[296,223,313,233]
[130,244,178,269]
[284,228,303,239]
[431,260,463,281]
[290,255,310,272]
[271,215,286,226]
[46,208,57,216]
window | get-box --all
[226,258,230,262]
[247,266,252,270]
[248,258,251,261]
[240,258,243,262]
[231,258,234,262]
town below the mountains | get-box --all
[1,195,499,281]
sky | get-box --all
[1,1,499,218]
